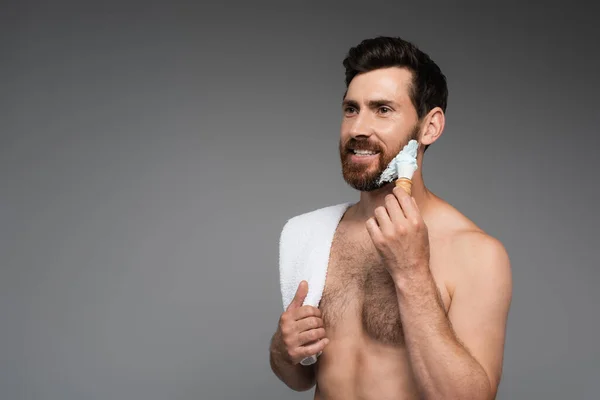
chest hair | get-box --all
[320,226,405,345]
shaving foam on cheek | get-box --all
[378,139,419,185]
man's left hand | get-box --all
[366,186,431,281]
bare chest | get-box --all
[319,225,450,346]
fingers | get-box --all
[384,193,405,223]
[290,305,322,321]
[287,280,309,310]
[367,190,425,246]
[373,204,393,233]
[411,196,420,212]
[297,327,326,346]
[299,338,329,358]
[279,306,323,340]
[287,337,329,363]
[279,311,329,364]
[392,186,418,220]
[295,315,324,332]
[366,216,383,243]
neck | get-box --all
[350,163,433,222]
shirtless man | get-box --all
[269,36,512,399]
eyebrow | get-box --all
[342,98,399,109]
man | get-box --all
[269,36,512,399]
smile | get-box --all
[348,150,380,163]
[352,149,379,156]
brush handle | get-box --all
[395,178,412,196]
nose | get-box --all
[347,111,374,138]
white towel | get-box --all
[278,202,352,365]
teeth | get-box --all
[353,150,377,155]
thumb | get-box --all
[287,280,308,310]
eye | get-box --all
[344,106,357,115]
[378,106,391,114]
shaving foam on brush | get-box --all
[378,139,419,194]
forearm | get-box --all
[395,268,492,400]
[269,331,316,392]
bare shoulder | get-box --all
[430,199,512,298]
[451,229,512,290]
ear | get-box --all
[419,107,445,147]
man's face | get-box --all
[339,67,420,192]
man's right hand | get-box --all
[276,280,329,365]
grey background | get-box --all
[2,1,599,399]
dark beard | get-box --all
[339,125,419,192]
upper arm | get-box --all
[446,233,513,395]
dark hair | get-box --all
[342,36,448,151]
